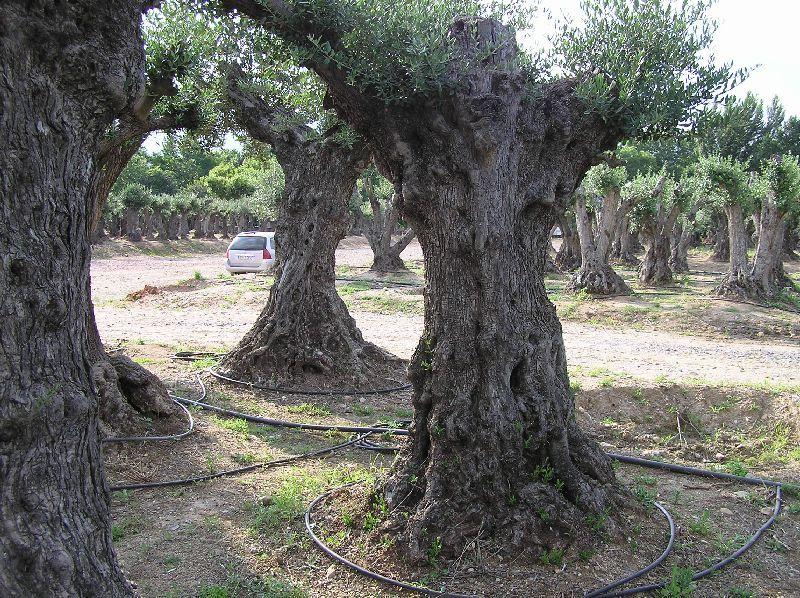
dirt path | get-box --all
[92,237,800,386]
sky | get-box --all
[145,0,800,153]
[528,0,800,114]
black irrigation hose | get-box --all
[102,398,195,444]
[598,486,783,598]
[105,370,788,595]
[175,394,410,436]
[305,483,478,598]
[207,367,412,396]
[584,501,675,598]
[110,432,372,492]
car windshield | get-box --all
[230,236,266,251]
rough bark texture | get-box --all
[219,72,402,387]
[554,212,580,271]
[568,190,631,295]
[0,2,143,595]
[639,185,679,287]
[710,212,730,262]
[612,216,640,265]
[364,184,416,272]
[226,4,628,561]
[669,221,691,274]
[714,203,754,298]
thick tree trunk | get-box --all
[220,142,401,386]
[749,198,790,297]
[639,228,674,285]
[710,212,730,262]
[177,211,190,239]
[669,221,691,274]
[714,203,753,297]
[0,2,143,595]
[554,212,580,271]
[639,202,680,286]
[220,76,402,387]
[616,217,641,265]
[568,191,631,295]
[382,117,622,561]
[124,207,142,241]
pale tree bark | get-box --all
[554,211,580,271]
[670,202,701,274]
[219,70,402,387]
[0,1,144,595]
[567,189,632,295]
[714,203,753,297]
[749,195,792,296]
[364,183,416,272]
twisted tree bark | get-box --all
[554,212,581,271]
[0,2,144,595]
[568,189,632,295]
[219,71,402,387]
[224,3,629,561]
[364,183,416,273]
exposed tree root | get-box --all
[567,265,631,296]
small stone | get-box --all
[733,491,749,499]
[719,507,734,516]
[715,453,725,460]
[326,564,336,579]
[259,495,273,506]
[760,507,773,516]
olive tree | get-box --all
[700,155,756,296]
[567,163,633,294]
[220,0,741,559]
[0,1,145,595]
[218,62,403,387]
[356,167,417,272]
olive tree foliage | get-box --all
[90,0,219,237]
[217,0,744,561]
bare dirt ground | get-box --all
[93,237,800,386]
[93,237,800,597]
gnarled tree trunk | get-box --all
[710,212,730,262]
[669,220,691,274]
[568,190,631,295]
[364,184,416,273]
[639,197,680,286]
[554,212,580,271]
[611,215,640,265]
[714,203,752,297]
[783,220,799,261]
[219,71,402,387]
[0,2,143,595]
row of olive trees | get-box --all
[0,1,772,595]
[558,92,800,300]
[98,149,282,241]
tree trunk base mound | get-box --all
[712,275,770,302]
[310,478,646,588]
[370,253,408,273]
[93,353,180,437]
[219,337,408,391]
[567,265,631,296]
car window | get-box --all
[230,236,266,250]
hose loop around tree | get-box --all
[104,370,789,596]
